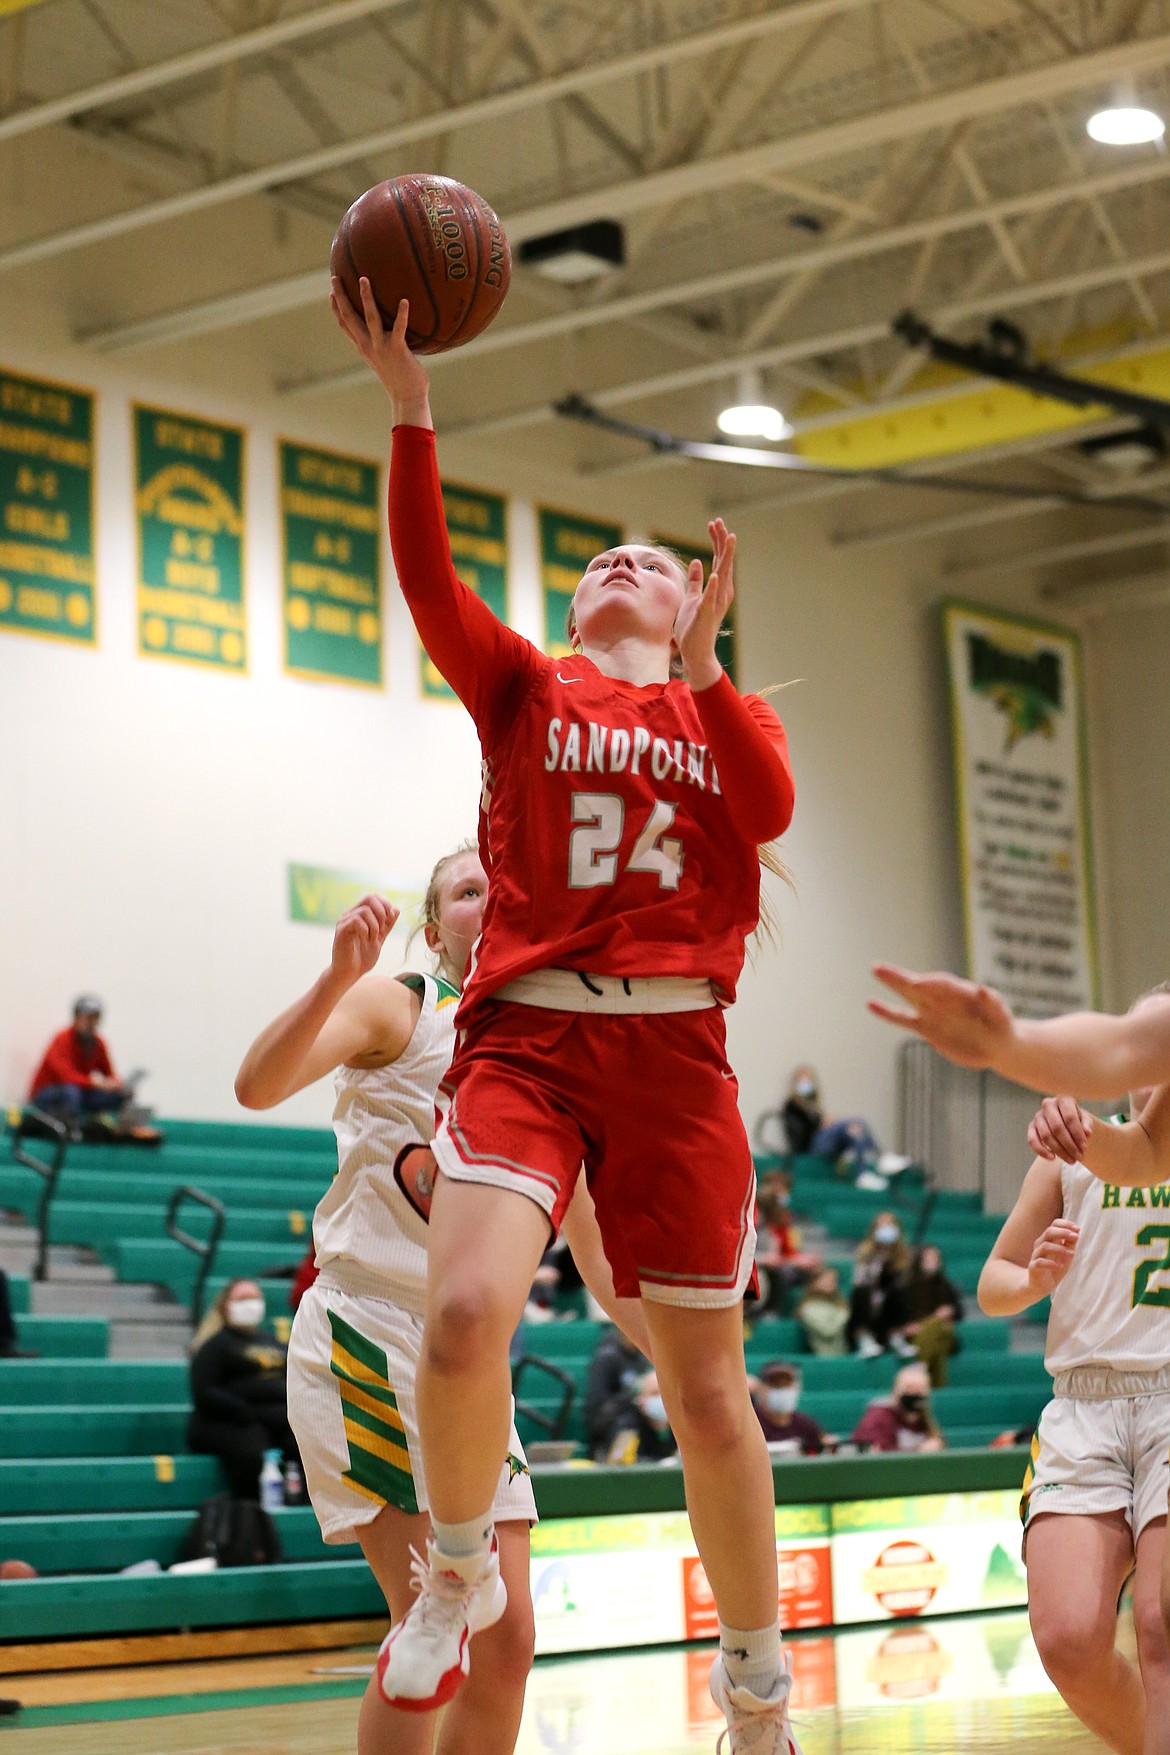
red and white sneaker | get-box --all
[710,1649,803,1755]
[376,1535,507,1713]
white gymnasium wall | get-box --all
[0,322,1086,1146]
[1081,595,1170,1007]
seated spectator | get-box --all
[851,1363,944,1453]
[187,1279,301,1500]
[583,1323,649,1461]
[796,1265,851,1356]
[28,997,153,1139]
[902,1244,964,1387]
[756,1171,821,1314]
[784,1065,910,1183]
[604,1370,678,1465]
[0,1268,36,1359]
[750,1362,828,1455]
[848,1212,914,1359]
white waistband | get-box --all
[1052,1364,1170,1399]
[494,968,717,1014]
[314,1261,426,1315]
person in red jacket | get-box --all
[332,277,798,1755]
[29,996,131,1131]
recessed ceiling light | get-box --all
[1087,106,1165,145]
[717,369,792,442]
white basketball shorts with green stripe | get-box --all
[287,1280,537,1545]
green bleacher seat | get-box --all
[0,1507,355,1575]
[110,1239,301,1303]
[0,1166,327,1219]
[0,1404,190,1459]
[11,1315,108,1357]
[13,1198,314,1251]
[7,1274,29,1315]
[0,1454,223,1515]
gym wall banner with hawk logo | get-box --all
[942,600,1098,1017]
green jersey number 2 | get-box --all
[1133,1225,1170,1309]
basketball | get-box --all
[330,175,510,355]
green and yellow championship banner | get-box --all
[281,441,382,687]
[424,480,509,699]
[134,403,246,671]
[538,506,622,659]
[652,530,739,687]
[0,368,95,646]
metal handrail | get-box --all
[165,1185,226,1323]
[8,1105,70,1282]
[511,1353,575,1440]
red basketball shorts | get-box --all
[432,999,757,1308]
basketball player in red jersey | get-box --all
[333,276,798,1755]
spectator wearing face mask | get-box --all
[848,1213,915,1359]
[187,1279,301,1499]
[782,1066,910,1183]
[750,1363,828,1455]
[605,1370,678,1465]
[796,1265,852,1357]
[901,1244,964,1387]
[755,1171,821,1314]
[851,1363,945,1453]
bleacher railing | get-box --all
[165,1185,226,1322]
[511,1354,575,1440]
[7,1104,71,1281]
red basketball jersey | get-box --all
[389,427,794,1013]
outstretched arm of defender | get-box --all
[870,966,1170,1099]
[1029,1089,1170,1189]
[235,897,415,1107]
[978,1154,1075,1316]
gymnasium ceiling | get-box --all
[5,0,1170,600]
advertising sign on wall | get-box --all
[423,481,509,699]
[281,441,382,688]
[538,506,622,659]
[287,863,423,927]
[942,601,1098,1015]
[135,403,246,671]
[830,1488,1027,1626]
[0,368,95,646]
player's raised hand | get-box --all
[868,965,1014,1069]
[1029,1095,1094,1164]
[1026,1219,1080,1296]
[330,280,432,426]
[674,518,735,691]
[330,895,400,986]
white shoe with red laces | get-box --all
[376,1535,507,1713]
[710,1649,803,1755]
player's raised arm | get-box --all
[235,896,416,1108]
[330,281,539,737]
[977,1154,1076,1316]
[870,965,1170,1100]
[1033,1086,1170,1191]
[681,519,795,844]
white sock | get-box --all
[431,1514,495,1577]
[719,1620,783,1699]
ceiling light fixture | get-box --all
[716,369,792,442]
[518,219,625,284]
[1087,105,1165,145]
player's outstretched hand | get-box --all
[330,279,432,426]
[1029,1095,1094,1164]
[868,965,1014,1070]
[674,518,735,692]
[1026,1219,1080,1296]
[331,894,399,987]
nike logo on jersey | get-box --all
[556,672,583,683]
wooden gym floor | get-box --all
[0,1609,1120,1753]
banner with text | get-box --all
[0,368,95,645]
[539,506,622,659]
[423,480,509,699]
[652,531,739,686]
[943,601,1098,1015]
[135,403,246,671]
[287,862,423,928]
[281,441,381,687]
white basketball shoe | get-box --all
[710,1648,803,1755]
[376,1534,507,1712]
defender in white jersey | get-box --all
[236,846,648,1755]
[978,1031,1170,1755]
